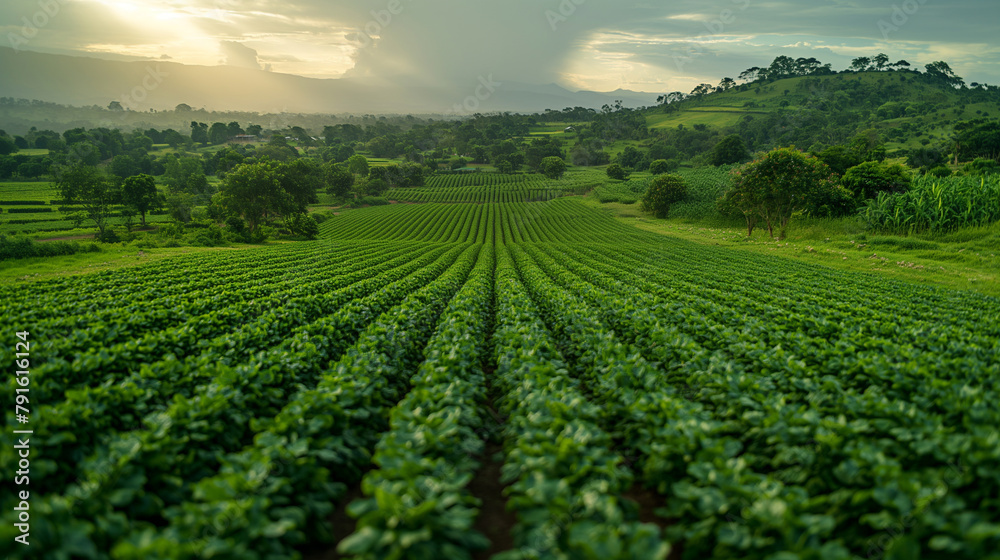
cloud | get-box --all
[1,0,998,91]
[220,40,261,69]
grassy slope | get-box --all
[0,244,267,285]
[581,197,1000,297]
[643,71,997,151]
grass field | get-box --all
[0,245,256,283]
[4,181,998,560]
[584,197,1000,297]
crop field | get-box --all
[0,182,170,234]
[383,173,607,203]
[3,192,1000,560]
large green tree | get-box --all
[725,147,837,238]
[57,165,121,237]
[347,154,370,177]
[324,162,355,198]
[709,134,750,166]
[273,159,322,213]
[540,156,567,179]
[219,163,284,233]
[121,174,161,226]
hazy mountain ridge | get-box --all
[0,48,655,117]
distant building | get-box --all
[231,135,258,144]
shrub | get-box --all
[641,174,687,218]
[0,234,101,260]
[540,157,567,180]
[649,159,680,175]
[606,164,628,181]
[709,134,750,166]
[288,213,320,239]
[842,161,912,202]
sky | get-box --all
[3,0,999,93]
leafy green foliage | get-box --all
[709,134,750,166]
[648,159,678,175]
[606,164,628,181]
[724,147,838,236]
[3,186,999,560]
[540,156,567,179]
[842,161,912,202]
[641,174,687,218]
[863,174,1000,233]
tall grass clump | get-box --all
[863,174,1000,234]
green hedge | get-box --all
[0,234,101,260]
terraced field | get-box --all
[3,190,999,559]
[0,182,171,235]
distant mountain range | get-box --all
[0,48,655,114]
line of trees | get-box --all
[658,55,988,107]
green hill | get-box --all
[644,70,1000,155]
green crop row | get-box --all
[4,194,999,559]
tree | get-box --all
[227,122,244,138]
[690,83,713,97]
[767,55,797,78]
[540,156,567,179]
[725,147,837,238]
[166,192,196,223]
[738,67,763,83]
[175,103,193,112]
[109,155,142,179]
[719,77,736,91]
[606,163,628,180]
[209,122,231,145]
[57,165,121,237]
[925,61,965,88]
[273,159,322,213]
[0,136,17,155]
[657,92,687,105]
[347,154,369,177]
[641,174,687,218]
[850,57,872,72]
[108,101,124,111]
[219,162,283,233]
[872,53,889,71]
[361,178,389,197]
[616,146,645,170]
[841,161,911,202]
[121,174,160,226]
[324,163,355,198]
[287,213,319,239]
[246,124,263,137]
[190,122,209,145]
[709,134,750,166]
[954,120,1000,161]
[648,159,678,175]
